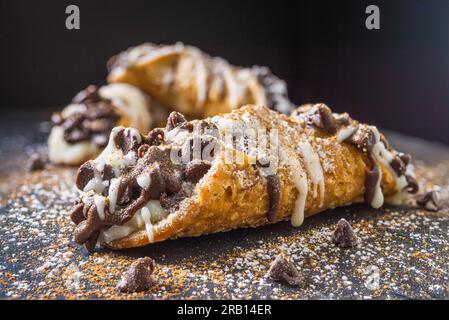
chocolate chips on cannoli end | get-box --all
[28,153,46,171]
[166,111,187,131]
[146,128,165,146]
[116,257,155,293]
[185,160,211,183]
[417,190,440,212]
[331,218,359,248]
[293,103,337,134]
[267,254,304,286]
[113,128,142,154]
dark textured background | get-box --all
[0,0,448,144]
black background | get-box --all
[1,0,448,144]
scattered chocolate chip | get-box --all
[28,153,45,171]
[267,254,304,286]
[417,190,440,212]
[331,218,359,248]
[166,111,187,131]
[116,257,155,293]
[184,160,211,183]
[266,174,280,223]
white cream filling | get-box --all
[47,126,100,165]
[100,200,167,244]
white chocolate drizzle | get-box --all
[137,174,151,189]
[108,178,121,213]
[337,126,357,143]
[93,194,106,220]
[298,140,325,206]
[284,155,308,227]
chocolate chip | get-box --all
[146,128,165,146]
[28,153,45,171]
[331,218,359,248]
[390,155,407,176]
[85,230,100,253]
[55,88,120,146]
[334,113,351,128]
[164,170,183,194]
[116,257,155,293]
[406,175,419,194]
[102,164,115,181]
[113,129,141,154]
[294,104,337,134]
[166,111,187,131]
[266,174,280,223]
[76,160,95,190]
[184,160,211,183]
[72,85,102,104]
[344,126,376,153]
[380,133,392,150]
[267,254,304,286]
[159,186,191,212]
[417,190,440,211]
[73,203,108,250]
[138,144,150,158]
[69,202,85,224]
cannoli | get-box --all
[107,43,293,118]
[48,83,167,165]
[68,103,418,251]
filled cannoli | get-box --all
[107,43,294,118]
[48,83,167,165]
[68,103,418,251]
